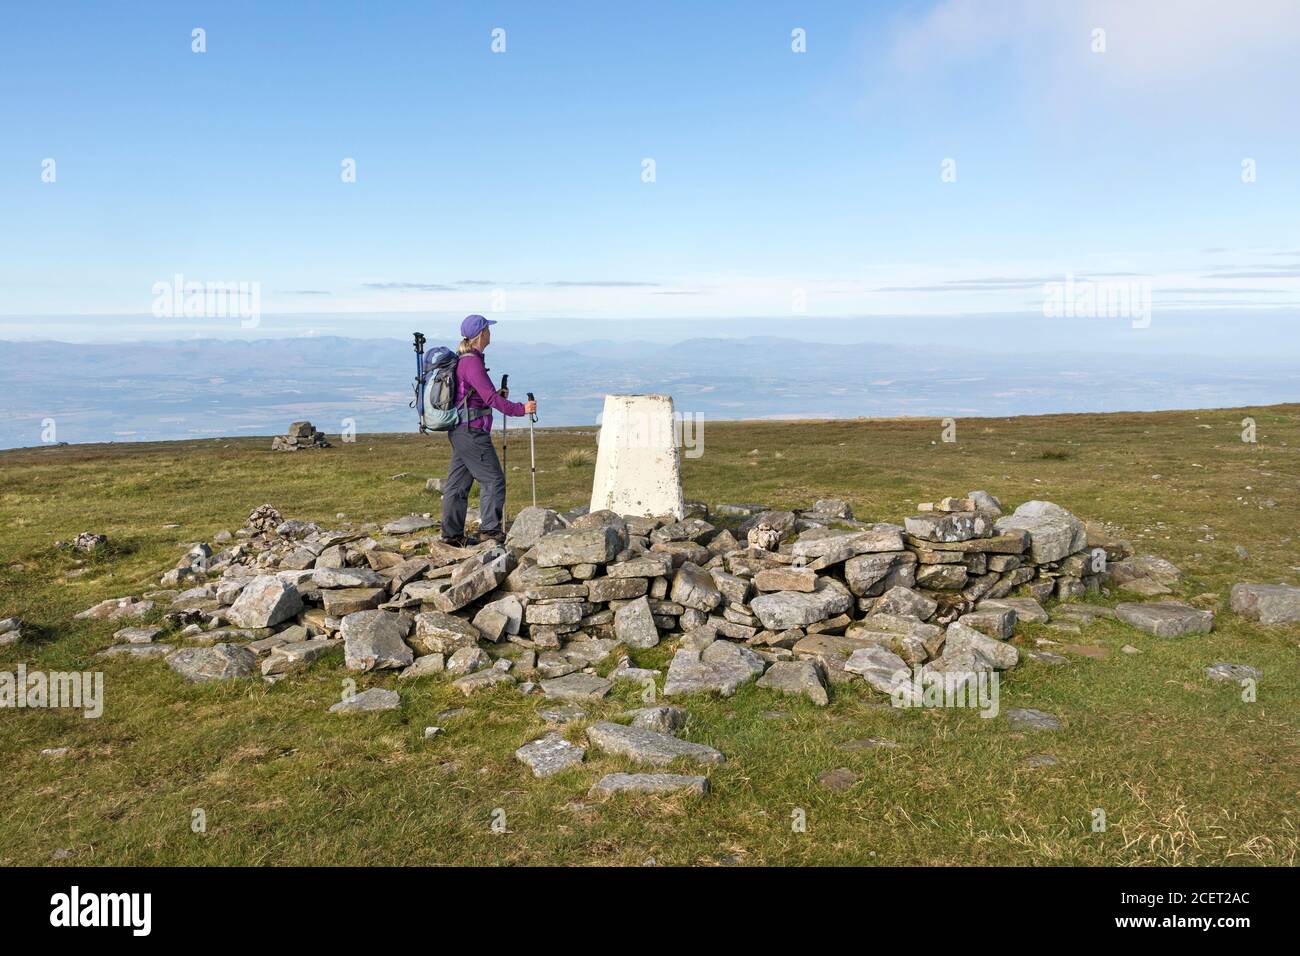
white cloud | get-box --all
[883,0,1300,116]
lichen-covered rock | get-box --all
[904,511,995,543]
[515,732,586,778]
[166,644,258,682]
[411,610,481,655]
[586,721,724,767]
[505,507,565,550]
[670,563,723,612]
[1115,601,1213,638]
[1230,583,1300,625]
[629,705,688,735]
[844,645,912,695]
[755,659,829,705]
[994,501,1086,564]
[663,641,766,697]
[750,579,853,630]
[226,575,303,629]
[588,773,708,797]
[614,596,660,648]
[329,687,401,714]
[341,610,414,672]
[534,527,621,567]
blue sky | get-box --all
[1,0,1298,340]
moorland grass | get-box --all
[0,405,1296,865]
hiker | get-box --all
[440,315,537,546]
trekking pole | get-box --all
[527,391,537,508]
[499,374,509,520]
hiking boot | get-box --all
[440,534,479,548]
[479,530,506,546]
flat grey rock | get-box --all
[904,510,994,543]
[750,580,853,629]
[1006,708,1061,731]
[445,645,490,676]
[99,643,174,659]
[539,703,587,724]
[540,672,613,701]
[534,526,621,567]
[411,610,481,655]
[957,607,1017,640]
[1115,601,1213,637]
[629,705,688,735]
[756,659,829,705]
[589,773,708,797]
[451,669,516,695]
[1230,583,1300,625]
[979,597,1048,624]
[312,567,385,589]
[329,687,401,713]
[399,653,445,679]
[1028,649,1071,665]
[586,721,725,767]
[663,641,766,697]
[1204,662,1261,683]
[942,620,1019,670]
[261,638,341,676]
[382,514,436,535]
[872,585,938,621]
[843,644,912,695]
[515,732,586,778]
[166,643,258,682]
[113,625,163,644]
[841,736,899,751]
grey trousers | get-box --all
[441,426,505,538]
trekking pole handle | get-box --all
[500,373,509,396]
[413,331,425,352]
[527,392,537,423]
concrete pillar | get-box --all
[590,394,685,519]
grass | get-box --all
[1,404,1297,866]
[562,447,596,469]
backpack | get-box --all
[413,335,467,432]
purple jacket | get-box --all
[455,350,526,432]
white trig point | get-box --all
[590,394,686,519]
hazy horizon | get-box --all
[3,330,1296,451]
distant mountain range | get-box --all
[2,334,1297,449]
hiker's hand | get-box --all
[524,400,537,415]
[498,386,509,399]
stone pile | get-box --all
[72,490,1275,795]
[271,421,331,452]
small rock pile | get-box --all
[271,421,331,452]
[54,532,108,553]
[69,490,1290,796]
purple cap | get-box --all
[460,314,496,339]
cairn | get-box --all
[72,490,1261,790]
[271,421,331,452]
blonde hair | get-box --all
[458,333,483,355]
